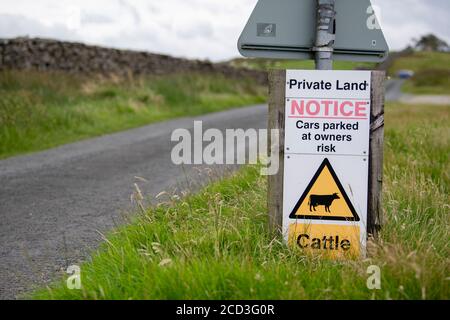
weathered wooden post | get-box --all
[268,70,385,236]
[267,70,286,234]
[367,71,385,238]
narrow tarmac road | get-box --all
[385,78,450,104]
[0,104,267,299]
[385,79,405,101]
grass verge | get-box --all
[33,103,449,300]
[0,71,266,159]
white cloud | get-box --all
[0,0,448,61]
[371,0,450,50]
[0,13,79,41]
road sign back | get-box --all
[238,0,389,62]
[289,158,360,221]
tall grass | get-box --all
[0,71,266,159]
[32,103,449,300]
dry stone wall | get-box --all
[0,37,267,85]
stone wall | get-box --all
[0,37,267,85]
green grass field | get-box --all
[230,51,450,95]
[33,103,449,300]
[0,71,266,159]
[389,52,450,95]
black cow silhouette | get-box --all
[309,193,340,213]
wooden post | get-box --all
[268,69,286,234]
[267,69,385,240]
[367,71,385,238]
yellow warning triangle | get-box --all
[289,158,360,221]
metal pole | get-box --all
[314,0,336,70]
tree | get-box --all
[413,34,449,52]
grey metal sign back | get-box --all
[238,0,389,62]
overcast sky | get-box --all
[0,0,449,62]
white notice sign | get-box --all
[283,70,371,259]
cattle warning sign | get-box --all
[289,158,360,222]
[283,70,371,259]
